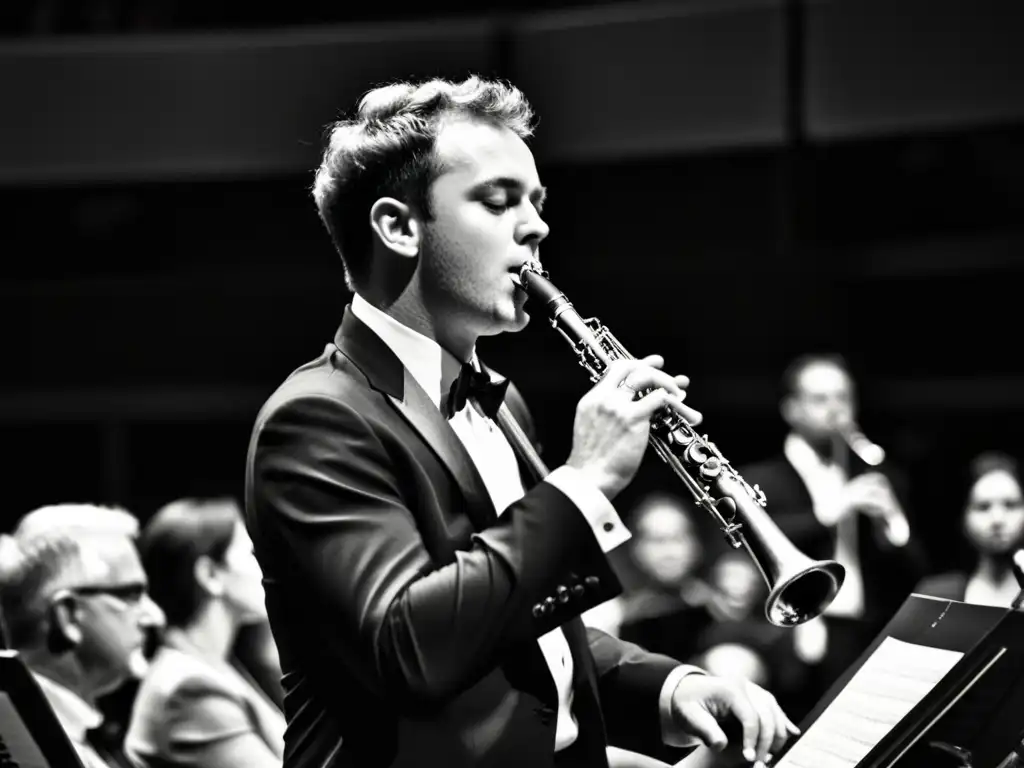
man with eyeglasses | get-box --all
[0,503,165,768]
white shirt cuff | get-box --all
[658,665,706,748]
[545,465,630,553]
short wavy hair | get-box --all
[312,75,536,292]
[0,504,139,649]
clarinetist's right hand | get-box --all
[566,356,702,500]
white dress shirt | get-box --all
[32,672,112,768]
[785,433,910,664]
[784,433,865,620]
[351,294,697,751]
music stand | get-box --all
[0,650,86,767]
[771,593,1024,768]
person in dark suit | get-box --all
[244,76,799,768]
[741,354,926,716]
[0,504,166,768]
[914,451,1024,606]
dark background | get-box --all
[2,0,1023,574]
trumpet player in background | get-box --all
[245,75,798,768]
[741,354,928,717]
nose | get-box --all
[517,205,549,248]
[988,504,1009,527]
[138,593,166,630]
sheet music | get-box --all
[0,691,50,767]
[773,637,964,768]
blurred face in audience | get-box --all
[218,520,267,624]
[60,536,165,693]
[711,553,763,615]
[964,469,1024,556]
[632,503,701,589]
[783,361,855,443]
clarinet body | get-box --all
[515,260,845,627]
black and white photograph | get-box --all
[1,1,1023,766]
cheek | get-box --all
[81,613,136,663]
[428,211,508,268]
[964,514,985,540]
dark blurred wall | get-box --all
[2,0,1023,572]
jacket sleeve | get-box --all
[247,393,619,711]
[587,627,697,762]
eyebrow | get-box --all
[475,177,548,207]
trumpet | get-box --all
[515,261,845,627]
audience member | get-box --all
[125,497,285,768]
[914,452,1024,607]
[0,503,165,768]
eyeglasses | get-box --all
[70,583,147,607]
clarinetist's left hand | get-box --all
[622,354,703,427]
[669,674,799,764]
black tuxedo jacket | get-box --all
[740,453,927,627]
[245,308,689,768]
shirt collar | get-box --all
[351,293,479,411]
[784,432,846,481]
[32,671,103,743]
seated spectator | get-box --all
[126,497,285,768]
[914,451,1024,607]
[584,492,716,666]
[0,503,165,768]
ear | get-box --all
[194,555,225,599]
[48,594,83,651]
[780,395,798,427]
[369,197,421,258]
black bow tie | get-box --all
[446,363,509,420]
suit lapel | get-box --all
[334,308,498,531]
[779,453,816,512]
[388,370,498,530]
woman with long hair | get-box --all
[914,452,1024,607]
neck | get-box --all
[359,284,477,362]
[175,600,239,662]
[975,554,1015,583]
[26,651,98,707]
